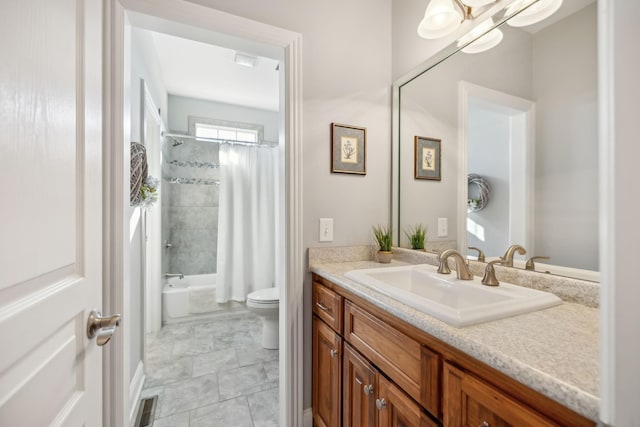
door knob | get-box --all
[87,309,121,346]
[376,398,387,410]
[363,384,374,395]
[330,349,339,358]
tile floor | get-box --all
[141,309,279,427]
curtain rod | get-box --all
[162,132,278,147]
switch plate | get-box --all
[319,218,334,242]
[437,217,448,237]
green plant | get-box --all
[372,225,393,252]
[404,224,426,250]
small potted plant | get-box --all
[404,224,426,250]
[373,225,393,263]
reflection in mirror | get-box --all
[394,0,598,281]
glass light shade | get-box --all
[505,0,563,27]
[457,18,504,54]
[417,0,464,39]
[461,0,496,6]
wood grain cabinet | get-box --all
[443,362,557,427]
[313,317,342,427]
[311,275,594,427]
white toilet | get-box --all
[246,287,280,349]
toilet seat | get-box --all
[247,287,279,305]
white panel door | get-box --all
[0,0,104,425]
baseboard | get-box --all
[303,407,313,427]
[129,361,145,426]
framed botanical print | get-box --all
[331,123,366,175]
[414,136,441,181]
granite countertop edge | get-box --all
[310,261,600,422]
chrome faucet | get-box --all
[500,244,526,267]
[437,249,474,280]
[164,272,184,279]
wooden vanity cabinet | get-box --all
[311,274,594,427]
[443,362,557,427]
[313,317,342,427]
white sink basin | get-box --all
[344,264,562,327]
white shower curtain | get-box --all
[216,143,277,302]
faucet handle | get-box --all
[481,259,509,286]
[525,256,550,271]
[468,246,485,262]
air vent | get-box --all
[134,395,158,427]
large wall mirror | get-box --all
[392,0,598,281]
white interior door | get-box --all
[0,0,105,425]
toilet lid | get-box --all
[248,287,279,303]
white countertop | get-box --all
[310,259,600,422]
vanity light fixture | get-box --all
[457,17,504,54]
[505,0,563,27]
[417,0,498,40]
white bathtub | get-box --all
[162,274,242,323]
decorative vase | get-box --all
[377,251,393,263]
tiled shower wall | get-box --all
[162,138,220,275]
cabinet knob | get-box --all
[375,398,387,410]
[363,384,374,395]
[479,422,490,427]
[330,349,339,358]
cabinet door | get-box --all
[377,375,435,427]
[343,343,377,427]
[443,363,558,427]
[313,317,343,427]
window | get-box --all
[195,123,259,143]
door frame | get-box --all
[457,81,535,256]
[102,1,304,426]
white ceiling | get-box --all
[150,31,280,112]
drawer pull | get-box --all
[316,301,330,312]
[363,384,374,395]
[479,422,490,427]
[375,398,387,410]
[330,349,339,358]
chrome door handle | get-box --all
[363,384,374,395]
[375,398,387,410]
[87,309,121,346]
[330,349,339,358]
[479,422,490,427]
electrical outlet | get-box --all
[437,217,448,237]
[319,218,334,242]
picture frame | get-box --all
[414,136,441,180]
[331,123,366,175]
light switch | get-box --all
[319,218,334,242]
[437,217,448,237]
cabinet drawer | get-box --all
[344,301,441,417]
[443,362,557,427]
[313,281,343,333]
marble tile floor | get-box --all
[141,310,279,427]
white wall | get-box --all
[167,94,279,141]
[532,4,598,270]
[600,0,640,423]
[129,27,169,381]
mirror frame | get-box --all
[391,0,600,282]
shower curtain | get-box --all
[216,143,277,302]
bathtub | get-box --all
[162,274,243,323]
